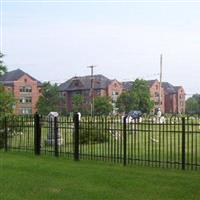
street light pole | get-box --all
[87,65,96,117]
[159,54,163,110]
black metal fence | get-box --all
[0,113,199,170]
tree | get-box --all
[71,94,84,113]
[0,85,16,118]
[0,53,15,117]
[116,79,154,114]
[116,92,133,113]
[36,82,65,115]
[186,94,200,114]
[94,96,113,115]
[0,52,7,76]
[0,53,14,148]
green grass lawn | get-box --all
[0,152,200,200]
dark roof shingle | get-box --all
[0,69,42,86]
[59,74,111,91]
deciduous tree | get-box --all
[116,79,154,114]
[0,52,7,76]
[94,96,113,115]
[36,82,65,115]
[186,94,200,114]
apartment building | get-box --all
[0,69,42,114]
[162,82,185,113]
[59,74,123,113]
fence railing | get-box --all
[0,113,199,170]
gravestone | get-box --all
[46,112,63,146]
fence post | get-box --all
[34,112,41,155]
[4,116,8,151]
[182,117,186,170]
[73,113,79,161]
[123,116,127,166]
[54,116,59,157]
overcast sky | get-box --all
[1,0,200,97]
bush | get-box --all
[79,121,108,144]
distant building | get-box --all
[59,74,123,113]
[162,82,185,113]
[122,79,165,113]
[147,80,165,113]
[122,79,185,114]
[0,69,42,115]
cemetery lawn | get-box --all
[0,152,200,200]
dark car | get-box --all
[127,110,142,119]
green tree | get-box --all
[0,52,7,76]
[0,53,14,148]
[71,94,84,112]
[116,79,154,114]
[94,96,113,115]
[116,92,133,113]
[0,85,15,118]
[36,82,65,115]
[0,53,15,117]
[186,94,200,114]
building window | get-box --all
[20,86,32,93]
[20,108,32,115]
[20,97,32,104]
[112,91,119,96]
[156,85,158,90]
[155,92,159,97]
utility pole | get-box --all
[87,65,96,117]
[159,54,163,110]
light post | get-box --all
[87,65,96,117]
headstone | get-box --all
[46,112,63,146]
[156,108,162,123]
[77,112,81,121]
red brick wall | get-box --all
[165,93,176,113]
[149,80,165,113]
[12,74,41,114]
[176,87,185,113]
[107,80,123,98]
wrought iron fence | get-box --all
[0,113,199,170]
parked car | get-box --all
[127,110,142,119]
[126,110,142,123]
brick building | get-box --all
[0,69,42,115]
[59,75,123,113]
[162,82,185,113]
[122,79,165,113]
[147,80,165,113]
[122,79,185,114]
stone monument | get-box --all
[46,112,63,146]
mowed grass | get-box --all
[0,152,200,200]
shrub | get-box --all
[79,121,108,144]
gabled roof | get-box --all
[122,81,134,91]
[174,86,182,92]
[122,79,157,91]
[162,82,176,94]
[59,74,111,91]
[147,79,158,87]
[0,68,42,86]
